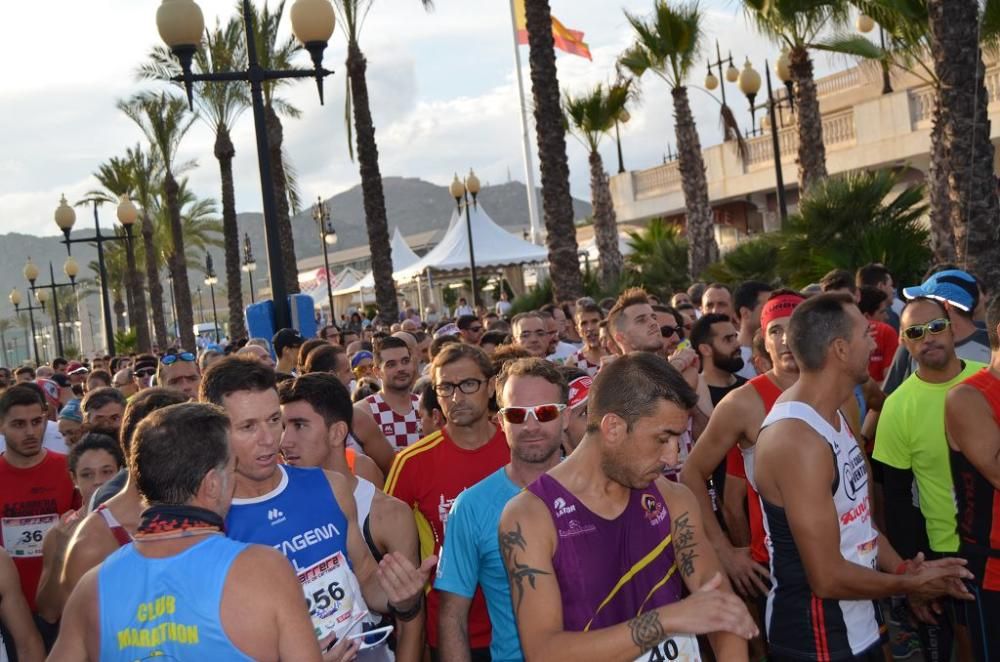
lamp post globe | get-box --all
[156,0,205,49]
[54,195,77,239]
[324,224,337,245]
[725,60,740,83]
[856,13,875,34]
[9,289,21,307]
[64,256,79,283]
[117,194,139,228]
[449,174,465,201]
[466,169,481,197]
[290,0,336,45]
[23,259,40,285]
[775,49,792,84]
[35,288,49,305]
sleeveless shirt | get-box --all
[759,402,882,659]
[95,504,132,547]
[738,373,783,564]
[365,392,422,450]
[97,535,253,661]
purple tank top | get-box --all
[527,473,683,631]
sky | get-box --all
[0,0,855,238]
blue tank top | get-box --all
[97,534,252,661]
[225,465,350,573]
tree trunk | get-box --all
[114,298,127,333]
[789,46,828,193]
[930,0,1000,289]
[672,86,718,280]
[217,125,247,341]
[347,40,399,326]
[588,150,623,287]
[125,235,150,352]
[166,171,196,351]
[524,0,583,302]
[141,209,168,350]
[265,105,300,296]
[927,93,957,262]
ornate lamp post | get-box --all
[614,109,631,174]
[449,169,482,309]
[312,197,338,320]
[9,288,41,365]
[25,258,78,357]
[242,232,257,304]
[156,0,335,331]
[857,13,893,95]
[740,59,789,226]
[204,254,220,343]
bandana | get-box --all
[760,294,804,332]
[134,504,224,541]
[567,375,592,409]
[350,350,374,369]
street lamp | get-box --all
[740,59,789,226]
[10,287,41,365]
[156,0,336,332]
[25,259,78,358]
[242,232,257,304]
[312,197,338,320]
[449,169,482,309]
[857,13,893,95]
[55,194,137,356]
[614,108,630,174]
[204,253,220,343]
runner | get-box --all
[511,312,549,359]
[273,328,305,375]
[385,343,509,661]
[0,547,44,661]
[556,367,590,456]
[0,384,79,648]
[202,356,432,654]
[279,372,423,661]
[354,337,422,453]
[457,315,485,345]
[754,293,974,662]
[570,302,605,376]
[874,297,983,659]
[608,288,664,355]
[80,387,126,437]
[500,352,756,660]
[945,292,1000,662]
[155,350,201,401]
[701,283,733,317]
[49,402,351,661]
[437,358,567,662]
[733,281,772,379]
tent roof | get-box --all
[302,267,363,307]
[394,204,548,280]
[333,228,420,296]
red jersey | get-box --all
[868,321,898,383]
[0,451,80,611]
[384,425,509,649]
[726,374,782,564]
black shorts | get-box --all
[963,583,1000,662]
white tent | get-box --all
[300,267,363,309]
[393,204,548,281]
[333,227,420,296]
[579,233,634,264]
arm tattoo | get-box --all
[499,521,550,616]
[628,611,665,653]
[673,511,698,578]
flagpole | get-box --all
[508,0,544,246]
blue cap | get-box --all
[59,398,83,423]
[902,269,979,313]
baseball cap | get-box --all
[272,328,305,355]
[351,350,374,369]
[67,361,88,375]
[567,375,592,410]
[902,269,979,313]
[59,398,84,423]
[134,356,158,373]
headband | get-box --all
[351,351,374,369]
[760,294,804,331]
[567,375,592,409]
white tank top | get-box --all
[353,477,376,531]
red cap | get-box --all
[567,375,592,409]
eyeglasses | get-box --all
[660,325,679,338]
[160,351,196,366]
[434,378,486,397]
[499,403,567,424]
[902,318,950,341]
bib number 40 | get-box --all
[643,639,680,661]
[306,581,346,616]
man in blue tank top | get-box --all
[49,402,349,661]
[500,351,757,661]
[200,357,434,650]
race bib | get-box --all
[2,514,58,558]
[298,551,364,641]
[635,633,701,662]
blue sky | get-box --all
[0,0,856,237]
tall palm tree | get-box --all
[89,157,153,352]
[333,0,435,324]
[141,18,250,340]
[118,91,198,351]
[126,144,170,349]
[743,0,858,192]
[625,219,689,293]
[927,0,1000,287]
[524,0,584,302]
[563,81,629,287]
[621,1,719,280]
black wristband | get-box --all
[388,595,423,622]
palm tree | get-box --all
[524,0,584,302]
[743,0,860,192]
[118,91,198,351]
[141,17,250,340]
[91,237,130,333]
[126,145,171,349]
[621,1,719,280]
[563,81,629,287]
[333,0,436,323]
[625,219,689,294]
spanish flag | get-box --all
[513,0,592,61]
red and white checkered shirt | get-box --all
[572,349,601,377]
[366,392,422,450]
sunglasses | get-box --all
[660,325,679,338]
[902,318,950,342]
[136,367,156,377]
[160,351,196,366]
[499,403,567,424]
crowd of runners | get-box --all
[0,261,998,661]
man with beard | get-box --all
[874,297,983,660]
[385,344,509,661]
[437,358,567,662]
[500,353,756,660]
[353,337,422,459]
[570,303,605,377]
[733,281,772,379]
[607,288,664,355]
[754,294,973,662]
[511,313,549,359]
